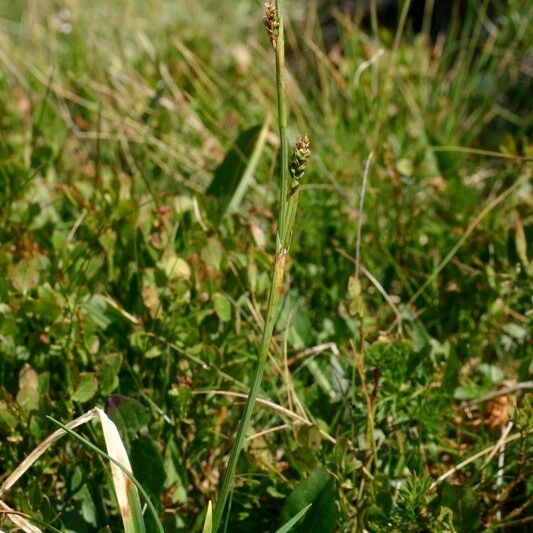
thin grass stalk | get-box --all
[212,2,304,530]
[274,0,290,250]
[212,249,288,531]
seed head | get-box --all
[289,134,311,181]
[264,2,279,50]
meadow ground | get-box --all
[0,1,531,531]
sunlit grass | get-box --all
[0,0,531,531]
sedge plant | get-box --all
[212,1,311,530]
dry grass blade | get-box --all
[463,381,533,407]
[1,408,144,533]
[0,409,97,496]
[482,422,514,467]
[95,407,143,532]
[194,389,337,444]
[0,500,42,533]
[430,428,533,490]
[0,410,97,533]
[194,390,312,427]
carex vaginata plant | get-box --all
[212,2,311,530]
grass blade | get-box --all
[274,503,312,533]
[0,499,43,533]
[95,407,145,533]
[46,415,164,533]
[202,500,213,533]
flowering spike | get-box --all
[264,2,279,50]
[289,134,311,181]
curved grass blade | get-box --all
[46,415,164,533]
[274,504,312,533]
[95,407,145,533]
[0,499,43,533]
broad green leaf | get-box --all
[70,467,98,527]
[99,353,122,395]
[213,292,231,322]
[34,283,63,321]
[502,322,527,342]
[280,466,334,533]
[106,395,150,441]
[303,359,337,400]
[201,237,224,271]
[277,290,312,349]
[158,253,191,281]
[478,363,504,384]
[145,346,163,359]
[411,320,431,352]
[81,294,112,330]
[206,119,269,220]
[396,157,414,176]
[131,435,166,499]
[9,257,40,295]
[71,373,98,403]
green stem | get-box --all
[275,0,290,251]
[284,182,300,251]
[212,249,288,531]
[212,2,295,530]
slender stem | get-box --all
[275,0,290,251]
[212,251,287,531]
[212,2,296,530]
[284,184,300,251]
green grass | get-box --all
[0,0,531,531]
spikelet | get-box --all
[264,2,279,50]
[289,134,311,181]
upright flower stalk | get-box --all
[212,2,310,530]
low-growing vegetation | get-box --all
[0,0,531,531]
